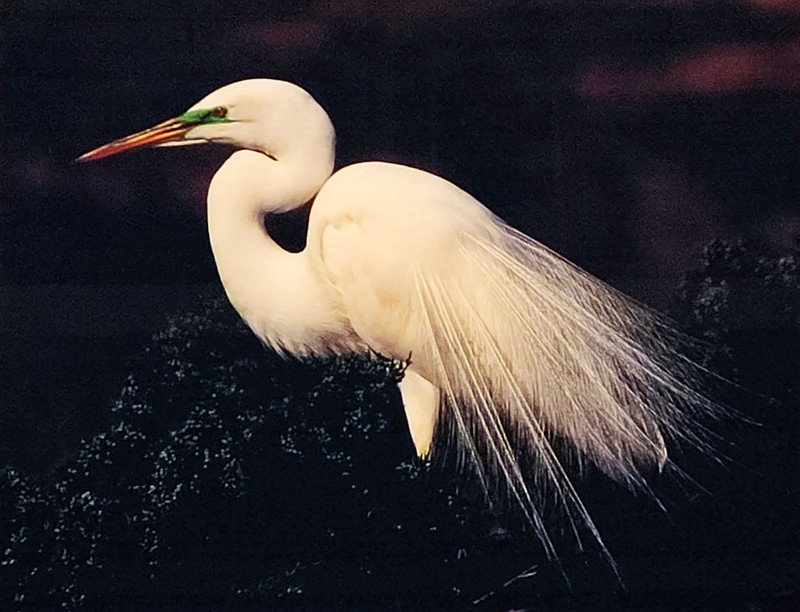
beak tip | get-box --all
[74,148,107,164]
[73,117,190,165]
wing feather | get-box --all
[408,217,723,560]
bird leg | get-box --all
[398,369,439,458]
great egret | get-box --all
[78,79,720,562]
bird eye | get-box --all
[212,106,227,118]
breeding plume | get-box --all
[78,79,719,561]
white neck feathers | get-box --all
[206,147,353,357]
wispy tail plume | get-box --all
[412,216,725,562]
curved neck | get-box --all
[206,148,345,357]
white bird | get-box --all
[78,79,720,562]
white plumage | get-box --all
[78,79,721,562]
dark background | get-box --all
[1,0,799,607]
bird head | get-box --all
[76,79,334,163]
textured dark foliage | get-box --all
[1,240,798,610]
[677,239,799,403]
[663,239,799,608]
[1,298,529,609]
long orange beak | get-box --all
[76,117,193,162]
